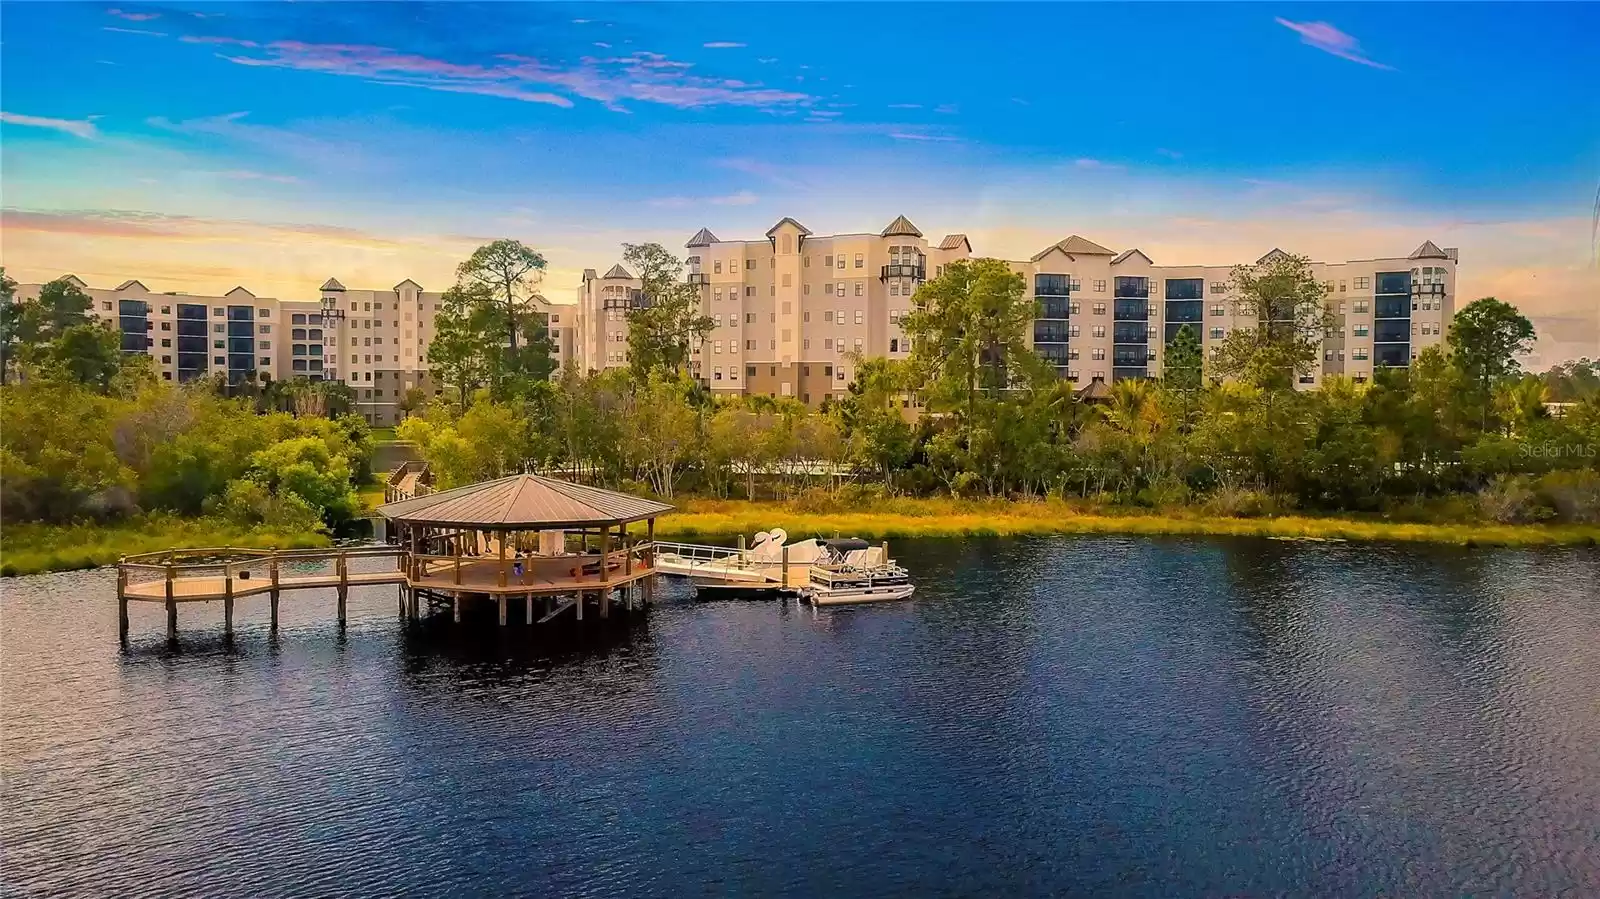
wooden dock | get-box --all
[116,540,657,643]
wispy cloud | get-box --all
[702,42,746,49]
[887,103,922,110]
[1156,148,1183,160]
[1,207,421,251]
[212,169,300,184]
[756,57,778,64]
[888,131,959,143]
[103,26,166,37]
[1072,158,1124,171]
[107,8,159,21]
[648,190,759,209]
[201,38,812,112]
[0,111,100,139]
[934,103,959,114]
[1275,18,1394,70]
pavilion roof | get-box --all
[377,473,673,528]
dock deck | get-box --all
[116,541,658,642]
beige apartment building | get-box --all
[574,215,1457,402]
[11,275,576,425]
[577,216,973,404]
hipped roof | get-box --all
[377,473,674,528]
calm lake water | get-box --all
[3,536,1599,897]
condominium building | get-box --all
[10,275,576,425]
[1008,237,1457,388]
[576,216,973,404]
[573,216,1457,402]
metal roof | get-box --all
[881,215,923,237]
[765,216,813,237]
[377,473,674,528]
[1030,235,1117,262]
[602,263,634,279]
[938,234,971,250]
[1409,240,1450,260]
[1111,248,1153,265]
[686,227,720,248]
[320,277,346,291]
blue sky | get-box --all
[2,2,1597,363]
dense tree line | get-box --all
[403,250,1600,524]
[0,268,370,532]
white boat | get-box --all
[653,529,830,589]
[801,538,916,606]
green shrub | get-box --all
[1537,469,1600,523]
[1477,475,1554,524]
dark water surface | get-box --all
[4,537,1599,897]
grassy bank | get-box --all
[0,516,331,577]
[654,497,1600,548]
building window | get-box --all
[890,338,899,353]
[1209,282,1229,294]
[854,282,864,297]
[854,310,864,325]
[836,255,845,268]
[854,253,864,269]
[745,286,755,297]
[1210,305,1226,317]
[1209,328,1224,340]
[714,260,722,274]
[745,259,755,271]
[1354,325,1369,337]
[1092,348,1106,360]
[1093,303,1107,316]
[1094,280,1106,293]
[1353,349,1369,361]
[1353,301,1369,313]
[1353,276,1371,290]
[1092,325,1106,338]
[1069,325,1081,338]
[1069,303,1081,315]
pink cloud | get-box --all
[107,8,159,21]
[703,42,746,49]
[200,38,811,112]
[1275,18,1394,70]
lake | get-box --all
[3,536,1598,897]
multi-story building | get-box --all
[576,216,973,405]
[573,217,1457,401]
[1007,238,1457,388]
[10,275,576,425]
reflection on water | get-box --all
[3,537,1598,897]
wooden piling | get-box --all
[223,559,235,638]
[525,594,534,625]
[117,558,129,644]
[781,545,790,586]
[497,595,507,626]
[452,593,461,623]
[497,529,508,588]
[165,560,178,640]
[575,590,584,621]
[269,552,280,631]
[336,555,348,626]
[601,587,610,619]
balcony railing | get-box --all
[687,273,710,286]
[881,263,926,280]
[1410,282,1444,295]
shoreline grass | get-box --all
[0,516,331,577]
[654,498,1600,548]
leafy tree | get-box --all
[0,268,18,386]
[1163,324,1204,393]
[1449,296,1536,430]
[43,323,125,394]
[456,239,547,355]
[902,257,1045,420]
[427,283,495,405]
[1210,252,1332,391]
[1539,358,1600,402]
[622,242,714,378]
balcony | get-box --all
[1034,274,1071,297]
[1411,282,1444,295]
[687,273,710,286]
[881,263,926,281]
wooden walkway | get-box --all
[116,543,658,643]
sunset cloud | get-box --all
[647,190,759,209]
[1275,18,1394,70]
[201,38,811,112]
[702,42,746,49]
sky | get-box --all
[2,1,1597,366]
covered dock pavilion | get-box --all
[378,473,675,626]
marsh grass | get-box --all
[0,516,331,577]
[655,497,1600,548]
